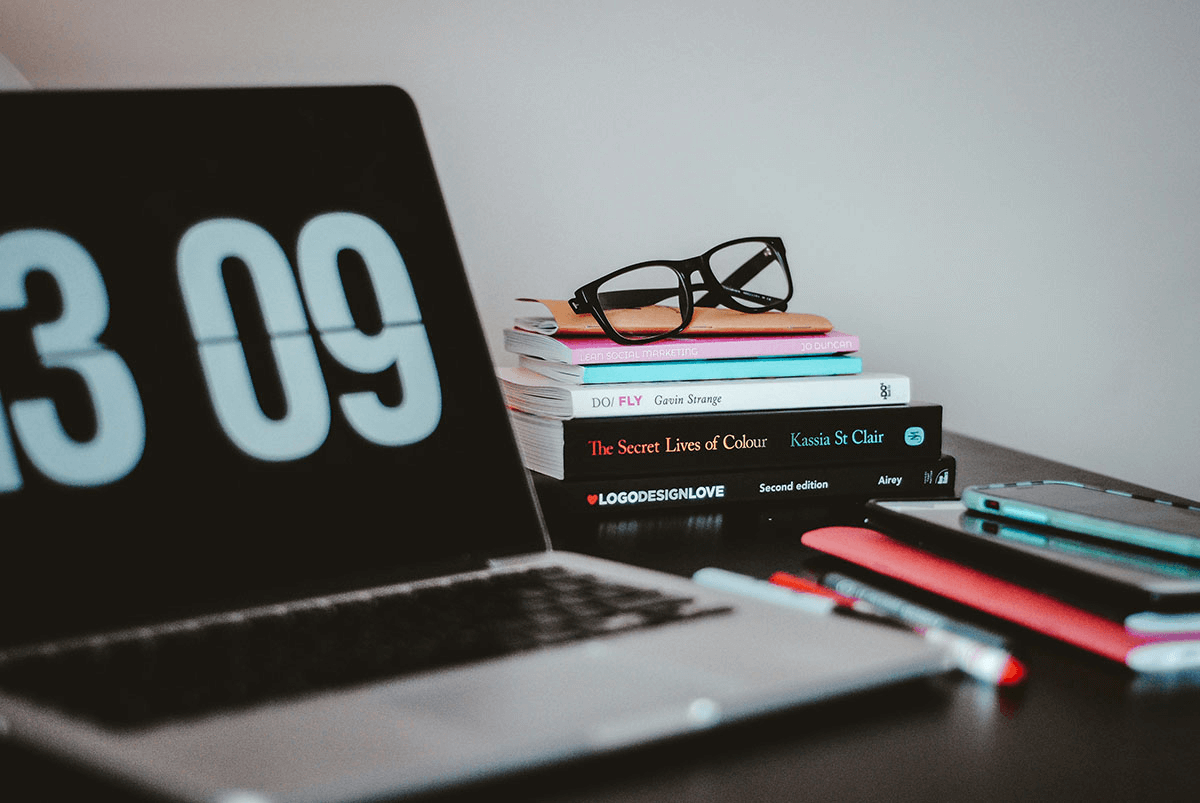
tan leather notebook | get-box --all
[516,298,833,337]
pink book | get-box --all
[503,328,860,365]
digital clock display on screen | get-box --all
[2,211,441,488]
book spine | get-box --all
[539,373,908,418]
[534,455,956,515]
[560,404,942,479]
[559,332,861,364]
[572,354,862,384]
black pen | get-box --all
[819,571,1010,648]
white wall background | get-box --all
[2,1,1197,500]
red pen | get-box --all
[769,572,854,604]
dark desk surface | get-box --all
[6,432,1200,802]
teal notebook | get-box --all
[517,354,863,384]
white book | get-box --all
[496,366,910,420]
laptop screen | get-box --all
[0,86,547,649]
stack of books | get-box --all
[498,302,955,515]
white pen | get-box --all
[691,567,837,615]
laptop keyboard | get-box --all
[0,565,731,730]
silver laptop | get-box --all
[0,85,946,803]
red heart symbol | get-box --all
[587,494,599,505]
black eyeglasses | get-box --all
[569,236,793,345]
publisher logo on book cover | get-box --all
[586,485,726,506]
[904,427,925,446]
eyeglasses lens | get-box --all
[707,240,789,308]
[594,264,686,340]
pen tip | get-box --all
[998,657,1027,686]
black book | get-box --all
[532,454,956,516]
[510,402,942,480]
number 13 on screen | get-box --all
[0,212,442,492]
